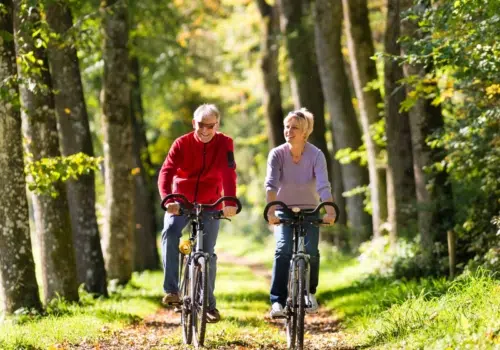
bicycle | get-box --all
[263,200,339,350]
[161,193,242,347]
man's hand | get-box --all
[322,213,336,225]
[223,205,237,217]
[166,202,180,215]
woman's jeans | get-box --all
[161,212,220,310]
[270,212,320,306]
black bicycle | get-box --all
[264,201,339,350]
[161,194,242,347]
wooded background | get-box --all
[1,0,498,316]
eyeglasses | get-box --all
[197,122,217,130]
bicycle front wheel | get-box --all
[286,264,297,349]
[296,259,306,350]
[180,255,192,344]
[192,256,208,347]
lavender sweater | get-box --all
[265,142,332,209]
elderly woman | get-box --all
[265,108,336,318]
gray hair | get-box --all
[193,104,220,122]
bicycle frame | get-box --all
[264,201,339,350]
[162,194,242,347]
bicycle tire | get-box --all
[192,256,208,347]
[180,255,192,344]
[296,259,306,350]
[286,264,297,349]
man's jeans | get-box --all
[270,212,320,306]
[161,212,220,310]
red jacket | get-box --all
[158,131,237,207]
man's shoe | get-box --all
[207,308,221,323]
[270,302,285,318]
[162,292,180,305]
[306,293,318,314]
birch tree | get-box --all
[13,0,78,303]
[45,0,108,296]
[342,0,387,237]
[0,0,41,314]
[313,0,372,244]
[100,0,134,284]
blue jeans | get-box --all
[270,212,320,306]
[161,212,220,310]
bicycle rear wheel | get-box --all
[296,259,306,350]
[180,255,192,344]
[192,256,208,347]
[286,264,297,349]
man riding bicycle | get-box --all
[158,104,238,323]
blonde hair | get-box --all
[193,104,220,122]
[283,108,314,140]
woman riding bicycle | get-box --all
[265,108,336,318]
[158,104,238,323]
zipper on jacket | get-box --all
[193,143,206,203]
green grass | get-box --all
[0,271,163,350]
[3,229,500,349]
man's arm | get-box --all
[158,139,180,199]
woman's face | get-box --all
[284,117,306,144]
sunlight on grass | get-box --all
[0,271,163,350]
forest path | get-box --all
[74,253,353,349]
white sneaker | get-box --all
[306,293,318,314]
[270,302,285,318]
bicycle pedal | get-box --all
[270,314,288,319]
[166,301,182,306]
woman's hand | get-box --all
[268,213,281,225]
[322,213,336,225]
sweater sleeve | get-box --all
[157,139,181,199]
[221,137,237,200]
[265,148,281,192]
[314,150,333,201]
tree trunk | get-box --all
[313,0,372,246]
[13,1,78,303]
[130,55,159,271]
[277,0,332,180]
[384,0,416,244]
[45,0,108,296]
[400,0,453,259]
[342,0,387,237]
[0,0,42,314]
[100,0,134,284]
[256,0,285,148]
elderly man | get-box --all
[158,104,238,323]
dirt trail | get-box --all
[73,253,353,349]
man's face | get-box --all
[192,113,218,143]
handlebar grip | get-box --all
[203,196,243,214]
[263,201,293,223]
[160,193,190,211]
[311,201,340,223]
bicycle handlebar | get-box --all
[263,200,340,224]
[161,194,242,216]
